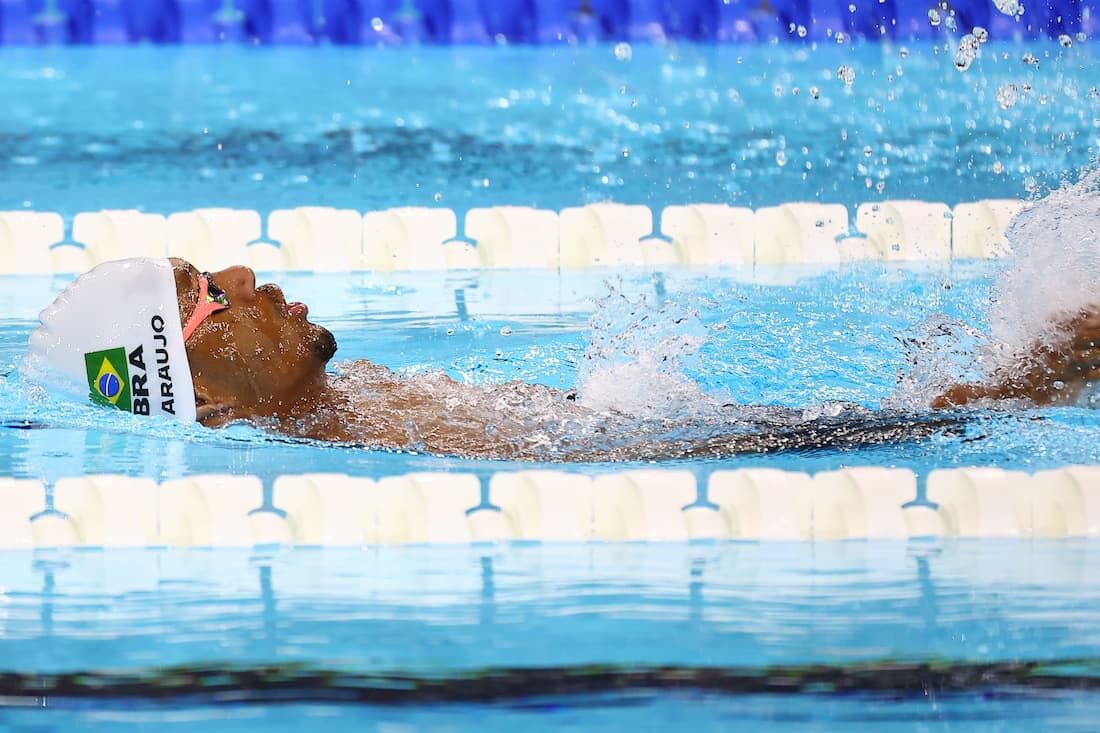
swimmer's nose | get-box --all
[211,265,257,302]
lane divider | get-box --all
[0,199,1025,275]
[2,465,1098,548]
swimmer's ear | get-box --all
[193,382,235,426]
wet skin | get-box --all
[170,259,1100,459]
[171,259,338,426]
[171,259,586,457]
[931,308,1100,408]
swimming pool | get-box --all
[4,261,1100,480]
[3,35,1100,732]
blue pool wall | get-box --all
[0,0,1095,45]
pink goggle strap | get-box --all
[182,275,229,342]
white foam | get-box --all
[985,170,1100,374]
[888,170,1100,409]
[574,283,719,420]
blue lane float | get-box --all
[0,0,1095,44]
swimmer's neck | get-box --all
[205,361,473,450]
[213,360,576,458]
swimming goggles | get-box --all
[182,272,230,342]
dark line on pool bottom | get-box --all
[2,660,1100,706]
[0,419,48,430]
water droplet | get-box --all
[446,328,455,336]
[1059,33,1073,48]
[863,145,873,157]
[797,24,807,38]
[928,8,941,26]
[993,0,1024,18]
[775,150,787,166]
[613,42,632,61]
[996,83,1018,110]
[836,65,855,86]
[621,149,630,158]
[370,16,384,31]
[809,85,820,99]
[499,326,512,336]
[954,34,980,71]
[834,31,846,44]
[847,2,855,11]
[973,26,989,43]
[993,160,1005,174]
[433,192,443,202]
[1022,52,1040,68]
[899,47,909,59]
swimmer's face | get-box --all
[170,259,337,424]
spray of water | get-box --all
[986,169,1100,372]
[887,167,1100,410]
[574,281,722,419]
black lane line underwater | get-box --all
[0,659,1098,706]
[0,420,47,429]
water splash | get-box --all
[885,317,987,410]
[888,167,1100,408]
[574,281,720,420]
[986,169,1100,373]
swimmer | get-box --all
[25,257,1100,462]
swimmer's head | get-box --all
[169,258,336,425]
[26,258,336,426]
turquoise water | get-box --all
[0,42,1096,215]
[10,262,1100,727]
[4,262,1098,481]
[4,40,1100,731]
[1,542,1100,729]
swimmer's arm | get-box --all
[932,307,1100,408]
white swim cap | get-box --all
[25,258,197,422]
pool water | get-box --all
[0,41,1096,216]
[4,39,1100,731]
[9,260,1100,727]
[4,261,1100,481]
[1,542,1100,730]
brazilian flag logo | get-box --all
[84,347,132,412]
